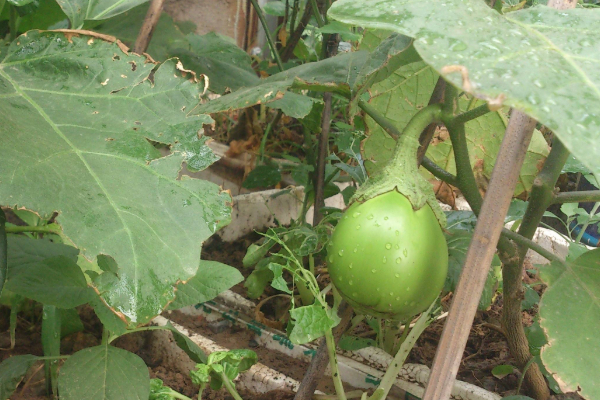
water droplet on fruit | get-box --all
[367,214,374,220]
[344,216,348,220]
[352,212,360,218]
[382,256,387,263]
[353,247,358,253]
[406,287,410,291]
[395,230,399,236]
[376,288,381,292]
[403,249,408,257]
[349,263,353,269]
[385,243,392,250]
[404,301,409,306]
[338,250,344,257]
[389,292,394,296]
[396,297,400,301]
[384,216,389,221]
[328,256,333,262]
[395,273,400,278]
[395,244,400,250]
[356,225,361,230]
[349,280,353,285]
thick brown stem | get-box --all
[502,257,551,399]
[294,303,353,400]
[313,92,333,225]
[281,4,313,62]
[422,110,537,400]
[134,0,165,54]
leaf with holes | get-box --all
[0,31,231,325]
[539,248,600,399]
[329,1,600,178]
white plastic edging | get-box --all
[170,298,501,400]
[151,316,307,394]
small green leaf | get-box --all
[58,344,149,400]
[168,260,243,310]
[243,240,276,268]
[338,335,376,351]
[60,308,84,339]
[0,355,38,400]
[97,254,118,274]
[244,259,274,299]
[289,304,340,344]
[492,364,515,379]
[521,286,540,310]
[243,165,282,189]
[190,364,211,385]
[268,263,292,294]
[164,322,207,364]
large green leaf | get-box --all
[539,249,600,399]
[171,32,259,94]
[193,33,417,117]
[168,260,243,309]
[0,355,38,400]
[329,2,600,178]
[0,31,231,324]
[58,344,149,400]
[56,0,149,28]
[424,100,549,198]
[363,60,438,174]
[6,254,95,307]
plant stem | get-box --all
[552,190,600,204]
[417,77,446,164]
[259,111,283,161]
[453,103,493,125]
[442,85,483,215]
[169,391,193,400]
[575,202,600,243]
[421,157,458,186]
[41,305,61,396]
[134,0,164,54]
[357,99,399,139]
[282,2,313,62]
[313,92,332,225]
[197,382,206,400]
[308,0,325,27]
[221,373,244,400]
[0,209,6,295]
[249,0,284,71]
[294,303,353,400]
[500,228,562,263]
[324,328,347,400]
[369,302,435,400]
